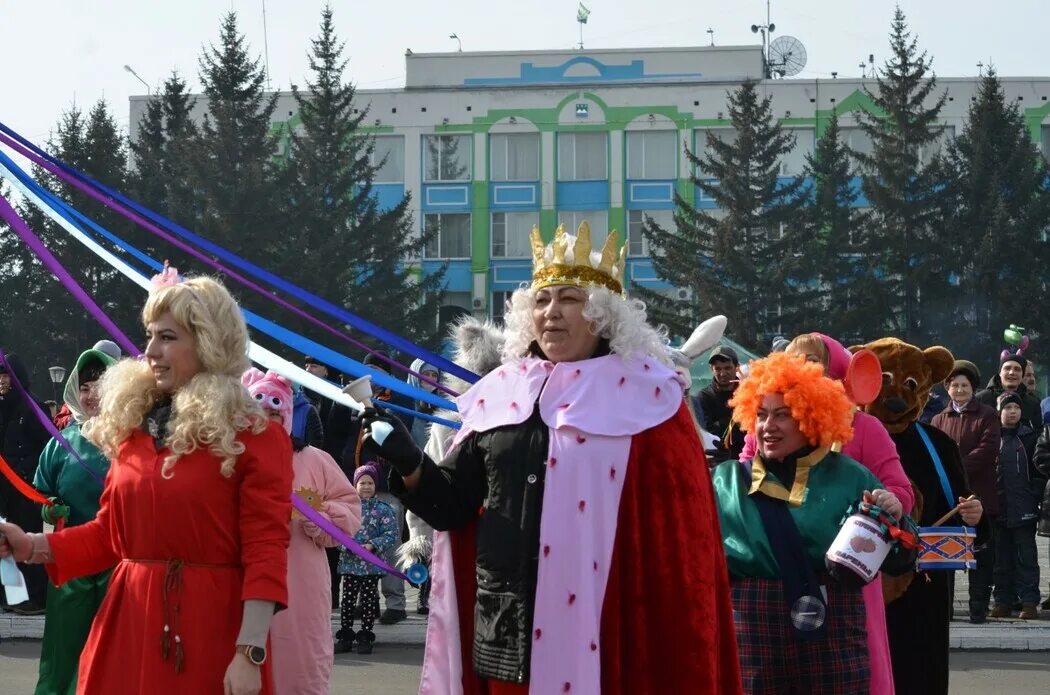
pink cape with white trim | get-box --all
[417,355,681,694]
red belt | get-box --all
[123,558,239,672]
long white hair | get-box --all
[502,285,671,366]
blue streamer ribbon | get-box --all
[0,119,478,386]
[0,149,460,428]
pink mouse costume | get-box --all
[739,333,913,695]
[243,369,362,695]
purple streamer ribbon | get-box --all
[0,349,105,486]
[290,494,411,582]
[0,130,457,399]
[1,159,400,575]
[0,193,140,358]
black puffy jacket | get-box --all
[391,405,549,685]
[996,424,1042,527]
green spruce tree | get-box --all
[280,6,445,350]
[856,6,949,342]
[129,71,200,255]
[935,67,1050,362]
[190,12,281,260]
[3,102,140,379]
[639,80,809,350]
[803,114,882,344]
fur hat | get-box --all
[354,463,381,486]
[241,368,294,433]
[947,360,980,390]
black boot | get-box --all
[334,628,356,654]
[356,629,375,655]
[968,601,987,624]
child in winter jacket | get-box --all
[990,393,1043,619]
[335,463,399,654]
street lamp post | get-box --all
[48,366,66,403]
[123,65,151,94]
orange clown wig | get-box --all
[730,352,854,449]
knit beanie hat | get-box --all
[997,391,1024,412]
[947,360,980,390]
[241,368,295,434]
[354,463,381,486]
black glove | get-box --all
[360,404,423,477]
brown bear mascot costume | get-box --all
[851,338,986,695]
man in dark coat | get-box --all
[302,355,340,458]
[1031,422,1050,609]
[0,353,50,614]
[697,346,745,462]
[976,354,1041,429]
[931,360,1001,622]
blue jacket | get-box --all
[338,498,399,576]
[291,390,324,448]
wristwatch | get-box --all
[238,644,267,666]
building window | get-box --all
[557,210,609,248]
[491,133,539,181]
[558,132,607,181]
[627,209,674,257]
[424,213,471,259]
[371,135,404,183]
[841,127,874,159]
[424,134,472,182]
[491,290,514,325]
[626,130,677,179]
[492,211,538,258]
[919,126,955,167]
[780,128,815,175]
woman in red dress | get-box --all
[0,272,292,695]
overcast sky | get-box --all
[0,0,1044,148]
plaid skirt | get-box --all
[731,577,869,695]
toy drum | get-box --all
[916,526,976,571]
[826,512,893,584]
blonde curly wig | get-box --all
[501,285,670,366]
[83,277,267,479]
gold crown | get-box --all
[530,221,627,295]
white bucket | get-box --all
[825,513,892,584]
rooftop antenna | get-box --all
[976,61,984,77]
[261,0,272,91]
[706,27,715,46]
[449,33,462,51]
[576,2,591,50]
[749,0,775,77]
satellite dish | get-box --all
[768,35,807,77]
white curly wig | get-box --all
[501,285,671,366]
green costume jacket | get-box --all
[32,424,112,695]
[712,448,883,578]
